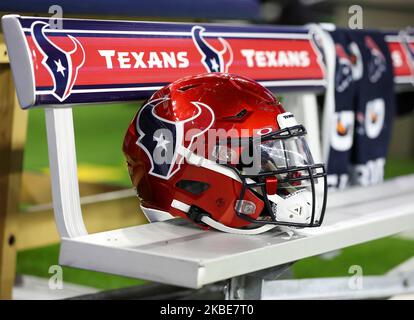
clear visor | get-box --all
[257,136,314,172]
[240,136,315,183]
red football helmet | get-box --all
[123,73,327,234]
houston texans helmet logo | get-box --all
[136,98,214,180]
[335,44,353,92]
[191,26,233,73]
[364,36,386,83]
[32,21,85,102]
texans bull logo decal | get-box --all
[364,36,386,83]
[136,98,215,180]
[191,26,233,73]
[32,21,85,102]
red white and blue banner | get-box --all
[3,15,326,108]
[2,15,414,108]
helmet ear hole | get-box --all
[176,180,210,195]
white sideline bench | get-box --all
[60,174,414,289]
[3,14,414,298]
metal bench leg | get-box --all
[225,263,294,300]
[0,63,28,299]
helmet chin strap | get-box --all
[171,199,278,235]
[200,215,277,235]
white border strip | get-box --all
[395,76,414,84]
[385,35,414,42]
[35,79,326,95]
[36,86,164,95]
[22,27,310,40]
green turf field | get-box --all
[17,103,414,290]
[23,103,136,186]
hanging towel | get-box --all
[313,25,395,190]
[348,30,395,186]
